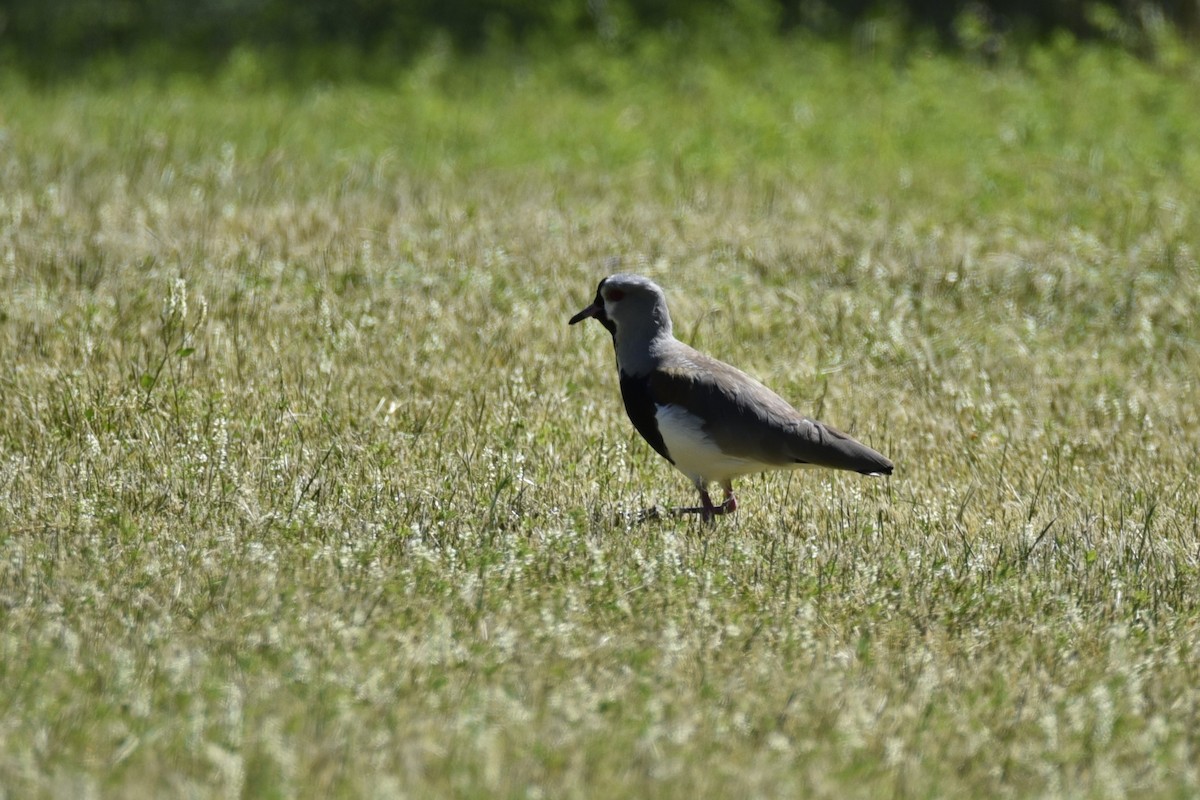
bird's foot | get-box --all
[635,505,666,523]
[671,504,709,517]
[673,490,737,524]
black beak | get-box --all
[568,301,603,326]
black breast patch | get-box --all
[618,371,673,464]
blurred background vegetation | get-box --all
[1,0,1197,82]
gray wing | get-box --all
[649,352,893,476]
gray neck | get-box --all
[614,303,673,375]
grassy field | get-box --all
[2,34,1200,797]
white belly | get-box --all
[655,404,760,487]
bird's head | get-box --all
[568,273,673,344]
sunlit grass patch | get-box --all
[1,36,1199,797]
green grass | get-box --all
[2,35,1200,797]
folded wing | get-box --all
[649,353,893,476]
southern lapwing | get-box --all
[569,273,893,522]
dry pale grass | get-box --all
[1,39,1199,797]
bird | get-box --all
[568,273,893,522]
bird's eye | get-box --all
[606,289,625,302]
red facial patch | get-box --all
[606,289,625,302]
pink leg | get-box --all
[719,481,738,514]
